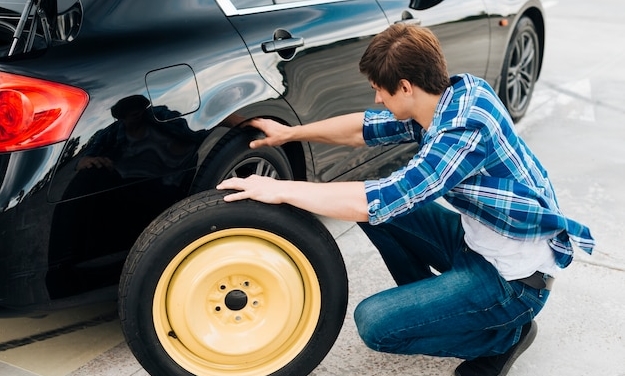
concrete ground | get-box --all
[1,0,625,375]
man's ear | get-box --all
[398,79,413,95]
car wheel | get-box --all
[118,189,348,376]
[191,128,294,193]
[499,16,540,122]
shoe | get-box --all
[454,320,538,376]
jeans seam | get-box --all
[381,272,518,341]
[484,308,535,331]
[387,290,517,341]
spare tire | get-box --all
[118,189,348,376]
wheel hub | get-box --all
[152,229,322,375]
[224,289,248,311]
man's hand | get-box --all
[76,156,114,171]
[217,175,369,223]
[246,118,293,149]
[245,112,366,148]
[217,175,285,204]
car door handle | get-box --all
[261,37,304,53]
[394,10,422,26]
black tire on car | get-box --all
[118,189,348,376]
[191,128,294,193]
[499,16,541,122]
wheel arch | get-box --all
[190,103,311,193]
[521,5,545,80]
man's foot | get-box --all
[454,320,538,376]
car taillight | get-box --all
[0,72,89,152]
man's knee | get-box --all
[354,295,400,352]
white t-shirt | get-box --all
[461,214,559,281]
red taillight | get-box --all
[0,72,89,152]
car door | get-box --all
[219,0,393,181]
[376,0,490,78]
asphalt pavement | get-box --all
[1,0,624,375]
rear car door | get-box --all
[218,0,392,181]
[376,0,490,78]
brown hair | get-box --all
[359,23,450,95]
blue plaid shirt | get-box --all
[363,74,594,268]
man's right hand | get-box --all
[246,118,293,149]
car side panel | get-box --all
[0,0,306,309]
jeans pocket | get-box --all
[511,280,550,316]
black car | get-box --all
[0,0,544,374]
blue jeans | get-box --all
[354,201,550,360]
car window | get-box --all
[231,0,327,8]
[230,0,273,8]
[0,0,82,58]
[219,0,347,15]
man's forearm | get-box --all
[277,180,369,222]
[291,112,367,147]
[218,176,370,223]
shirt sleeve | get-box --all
[362,109,423,146]
[365,126,487,225]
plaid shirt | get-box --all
[363,74,594,268]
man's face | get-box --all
[120,109,145,127]
[371,82,411,120]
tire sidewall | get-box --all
[192,130,293,193]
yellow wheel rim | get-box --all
[153,228,321,375]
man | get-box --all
[217,24,594,376]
